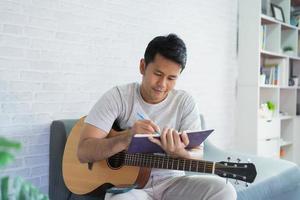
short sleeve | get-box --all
[85,87,123,133]
[179,94,202,132]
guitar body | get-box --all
[62,117,148,195]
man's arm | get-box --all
[77,123,133,163]
[77,119,160,163]
[179,94,204,160]
[187,146,204,160]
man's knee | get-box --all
[209,177,237,200]
[190,175,237,200]
[164,175,237,200]
[104,189,151,200]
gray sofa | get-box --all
[49,119,105,200]
[49,118,300,200]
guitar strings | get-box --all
[109,153,213,172]
[112,153,209,168]
[215,163,252,170]
[112,153,212,170]
[112,153,212,169]
[214,169,249,182]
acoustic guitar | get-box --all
[62,117,257,195]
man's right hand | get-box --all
[130,120,160,135]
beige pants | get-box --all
[105,175,237,200]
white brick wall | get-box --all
[0,0,238,194]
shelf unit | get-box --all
[237,0,300,165]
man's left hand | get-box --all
[148,128,190,158]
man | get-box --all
[77,34,237,200]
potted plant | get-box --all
[266,101,276,113]
[0,137,49,200]
[283,46,295,56]
[258,101,276,120]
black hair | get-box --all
[144,34,187,72]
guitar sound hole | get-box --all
[107,151,125,169]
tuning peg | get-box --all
[245,182,249,187]
[227,156,231,162]
[237,158,241,163]
[235,179,239,185]
[247,158,251,163]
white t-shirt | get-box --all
[85,82,202,177]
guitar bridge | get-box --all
[88,162,93,170]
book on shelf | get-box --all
[261,58,288,86]
[260,25,267,50]
[261,64,279,85]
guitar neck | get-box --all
[123,153,215,174]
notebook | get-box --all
[127,129,214,154]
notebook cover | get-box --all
[127,129,214,154]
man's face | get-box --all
[140,54,181,104]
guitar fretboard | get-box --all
[122,153,214,173]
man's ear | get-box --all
[140,59,146,75]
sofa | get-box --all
[49,117,300,200]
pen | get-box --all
[137,113,161,136]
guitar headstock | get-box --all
[215,160,257,184]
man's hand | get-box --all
[117,119,160,150]
[130,120,160,135]
[148,128,190,158]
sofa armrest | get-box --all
[203,140,300,200]
[49,119,77,200]
[203,140,298,181]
